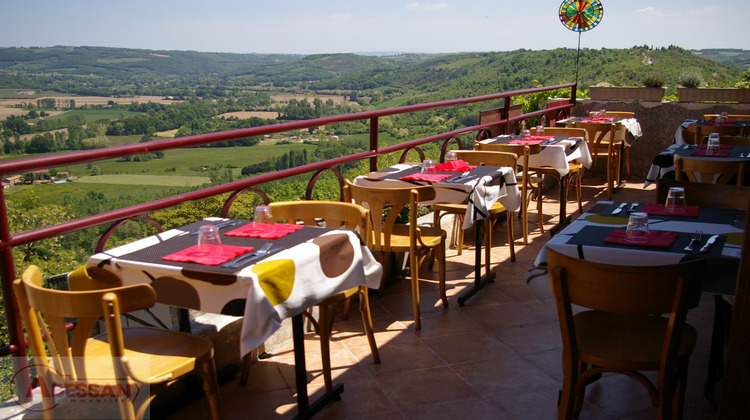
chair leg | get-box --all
[506,211,515,261]
[438,243,448,307]
[624,145,631,178]
[357,287,380,364]
[536,189,545,234]
[200,360,223,420]
[410,251,421,331]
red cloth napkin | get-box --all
[690,150,731,157]
[509,138,544,145]
[604,229,678,247]
[641,203,699,217]
[162,244,254,266]
[581,117,615,123]
[399,173,453,182]
[225,222,304,239]
[697,144,733,149]
[434,160,477,172]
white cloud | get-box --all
[407,2,449,11]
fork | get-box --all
[684,230,702,252]
[223,242,273,268]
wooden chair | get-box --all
[547,248,705,420]
[571,121,622,199]
[674,154,745,185]
[344,180,447,331]
[472,143,540,244]
[588,111,634,176]
[531,126,586,213]
[14,265,222,420]
[684,123,745,145]
[264,200,380,391]
[432,150,517,268]
[655,179,750,208]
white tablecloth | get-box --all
[353,164,521,230]
[479,136,593,176]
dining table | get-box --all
[353,161,521,305]
[87,217,382,419]
[477,134,593,234]
[524,200,744,402]
[557,116,643,145]
[644,143,750,188]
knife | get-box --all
[611,202,628,215]
[699,235,719,253]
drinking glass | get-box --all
[626,212,649,243]
[421,159,435,173]
[665,187,686,213]
[536,125,545,136]
[707,133,720,155]
[445,151,458,161]
[254,205,273,225]
[521,129,531,138]
[197,225,223,256]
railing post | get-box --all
[369,117,379,172]
[0,188,30,403]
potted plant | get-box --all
[677,68,750,102]
[588,74,665,102]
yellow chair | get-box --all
[14,265,222,420]
[264,200,380,391]
[684,123,745,145]
[344,180,446,331]
[674,154,745,185]
[432,150,517,265]
[547,248,705,419]
[702,114,750,121]
[472,143,539,244]
[571,121,621,199]
[587,111,634,177]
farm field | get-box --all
[75,174,210,187]
[0,94,178,122]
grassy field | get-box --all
[46,108,142,123]
[75,174,210,186]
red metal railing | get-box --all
[0,83,575,383]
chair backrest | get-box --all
[712,136,750,146]
[479,108,504,137]
[588,111,635,119]
[547,247,704,315]
[674,154,746,185]
[688,124,745,145]
[655,179,750,209]
[453,149,519,168]
[703,114,750,122]
[343,180,436,252]
[14,266,156,384]
[571,121,618,155]
[269,200,370,245]
[530,126,587,141]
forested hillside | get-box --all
[0,45,746,101]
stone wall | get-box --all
[571,101,750,178]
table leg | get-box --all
[550,175,570,236]
[457,218,495,306]
[292,313,343,420]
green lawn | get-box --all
[47,108,142,123]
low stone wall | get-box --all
[572,101,750,178]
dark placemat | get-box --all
[673,145,750,160]
[566,225,726,257]
[101,221,328,275]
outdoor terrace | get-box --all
[163,171,721,420]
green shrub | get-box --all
[641,72,666,88]
[735,71,750,89]
[678,68,704,88]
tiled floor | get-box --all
[170,173,723,419]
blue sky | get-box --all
[1,1,748,54]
